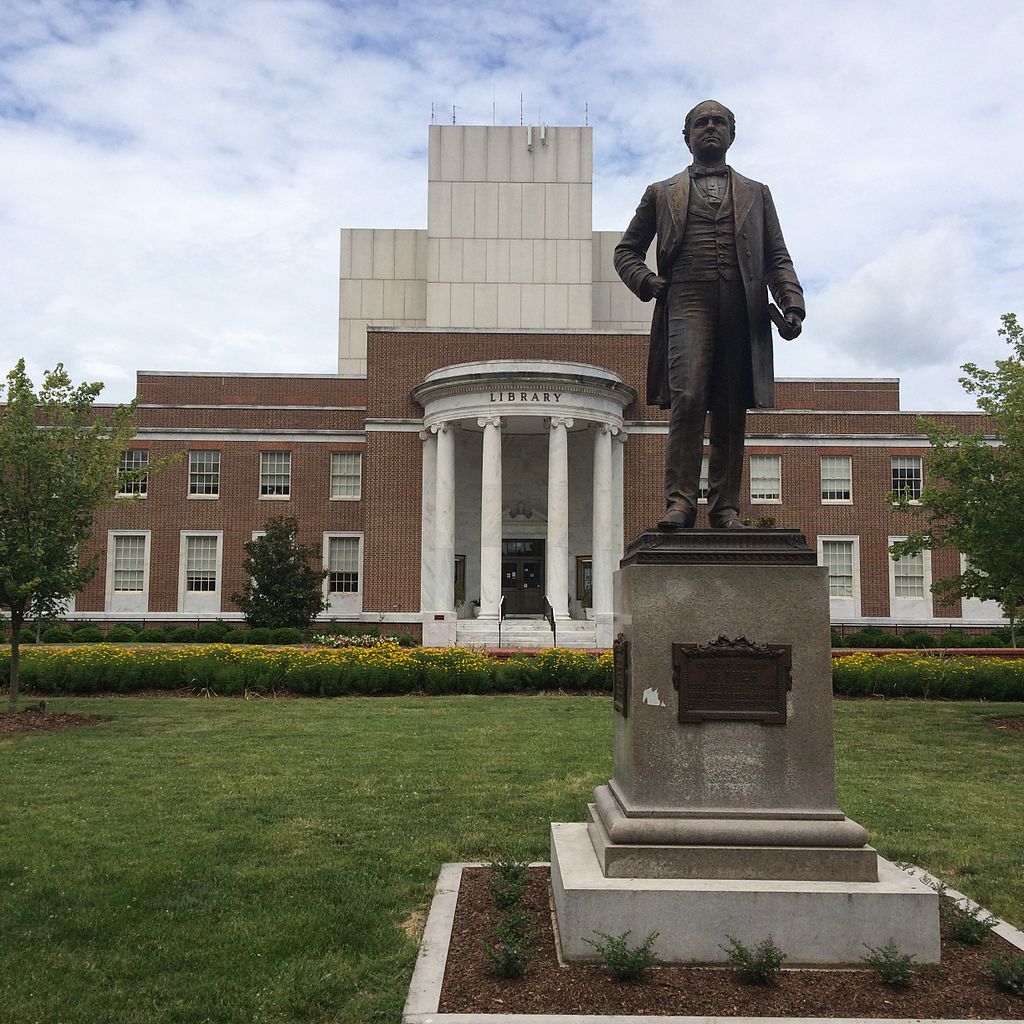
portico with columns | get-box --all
[412,360,634,647]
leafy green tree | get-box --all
[232,517,328,630]
[892,314,1024,643]
[1,361,139,710]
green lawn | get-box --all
[1,696,1021,1023]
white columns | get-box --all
[419,429,437,612]
[434,422,456,614]
[612,429,626,565]
[478,416,503,619]
[546,416,573,620]
[591,425,614,620]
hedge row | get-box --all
[833,626,1015,649]
[2,643,613,697]
[4,645,1024,701]
[832,652,1024,701]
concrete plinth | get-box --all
[551,822,941,965]
[586,804,879,881]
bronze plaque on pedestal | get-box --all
[672,636,792,724]
[613,632,630,717]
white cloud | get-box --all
[1,0,1022,410]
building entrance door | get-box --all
[501,539,546,615]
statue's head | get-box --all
[683,100,735,162]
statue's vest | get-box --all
[670,180,739,282]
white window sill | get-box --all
[821,498,853,505]
[750,498,782,504]
[187,493,220,500]
[259,494,291,500]
[329,495,361,501]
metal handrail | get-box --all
[498,595,506,647]
[543,597,557,648]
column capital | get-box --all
[418,429,432,442]
[614,428,628,444]
[429,421,452,436]
[548,415,574,430]
[477,415,504,430]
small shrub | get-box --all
[862,939,917,987]
[939,891,998,945]
[721,935,786,985]
[195,621,230,643]
[241,627,273,645]
[138,627,170,643]
[990,953,1024,996]
[481,919,534,979]
[166,626,199,643]
[269,627,303,645]
[487,855,529,910]
[69,625,104,643]
[40,626,74,644]
[585,929,659,982]
[106,624,138,642]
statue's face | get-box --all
[687,102,732,163]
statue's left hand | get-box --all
[784,311,803,339]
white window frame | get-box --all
[817,535,860,618]
[188,449,221,499]
[697,455,709,504]
[891,456,922,504]
[117,449,150,498]
[323,532,363,615]
[177,530,224,612]
[259,451,292,500]
[820,455,853,504]
[104,530,151,613]
[959,553,1006,623]
[330,452,362,500]
[749,454,782,504]
[888,536,932,620]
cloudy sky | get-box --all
[2,0,1022,411]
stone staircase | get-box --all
[455,616,598,648]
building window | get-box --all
[327,536,360,593]
[330,452,362,499]
[117,449,149,496]
[821,540,854,597]
[260,451,291,497]
[188,450,220,497]
[698,456,709,502]
[185,535,219,592]
[820,456,852,502]
[750,455,781,502]
[112,535,146,592]
[893,550,926,598]
[891,456,922,501]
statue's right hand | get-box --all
[648,275,668,299]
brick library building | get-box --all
[71,124,1000,647]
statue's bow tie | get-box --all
[692,168,728,178]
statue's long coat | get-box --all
[613,167,805,410]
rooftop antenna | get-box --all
[431,101,436,124]
[452,104,457,124]
[492,84,496,126]
[520,93,523,126]
[584,100,589,126]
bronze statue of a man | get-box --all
[614,100,805,529]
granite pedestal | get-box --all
[550,529,940,964]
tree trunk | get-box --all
[6,611,22,712]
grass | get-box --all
[0,696,1021,1023]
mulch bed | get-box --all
[990,716,1024,733]
[439,867,1024,1019]
[0,709,108,734]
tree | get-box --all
[232,517,328,629]
[1,361,139,710]
[891,314,1024,643]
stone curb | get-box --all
[401,862,1024,1024]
